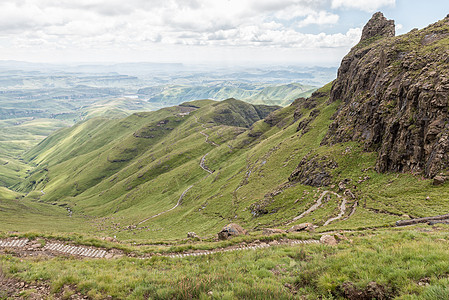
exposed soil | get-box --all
[0,268,90,299]
[0,269,52,300]
[323,193,348,226]
[289,190,352,227]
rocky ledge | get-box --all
[323,12,449,178]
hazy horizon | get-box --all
[0,0,447,66]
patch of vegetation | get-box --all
[2,228,449,299]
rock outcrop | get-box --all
[287,223,314,233]
[360,12,395,42]
[320,235,338,246]
[218,223,247,240]
[289,154,338,187]
[323,13,449,178]
[187,232,199,239]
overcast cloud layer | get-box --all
[0,0,445,65]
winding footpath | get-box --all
[0,239,108,258]
[44,243,107,258]
[197,117,219,147]
[289,190,348,226]
[288,191,329,224]
[136,116,218,225]
[323,194,347,226]
[0,238,320,260]
[137,185,193,225]
[0,239,28,248]
[199,153,213,174]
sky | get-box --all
[0,0,447,66]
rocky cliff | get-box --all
[323,12,449,178]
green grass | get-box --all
[0,118,70,186]
[2,20,449,244]
[2,82,449,243]
[0,186,93,235]
[0,96,160,188]
[1,15,449,300]
[2,227,449,299]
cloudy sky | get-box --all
[0,0,447,66]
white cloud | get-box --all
[331,0,395,12]
[0,0,366,63]
[296,11,340,27]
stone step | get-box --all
[0,239,28,248]
[43,242,107,258]
[165,240,320,259]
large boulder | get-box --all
[320,235,338,246]
[218,223,247,240]
[287,223,314,233]
[433,175,446,186]
[187,232,199,239]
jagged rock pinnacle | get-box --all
[360,12,395,41]
[324,13,449,178]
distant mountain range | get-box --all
[0,62,333,188]
[138,82,316,106]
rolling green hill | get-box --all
[11,82,449,242]
[0,74,315,189]
[5,12,448,239]
[5,14,448,242]
[1,13,449,299]
[0,96,158,188]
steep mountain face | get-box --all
[324,13,449,177]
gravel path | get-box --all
[138,185,193,225]
[289,191,330,224]
[199,130,219,147]
[289,190,348,226]
[0,238,320,260]
[0,239,110,259]
[44,243,107,258]
[323,193,347,226]
[199,153,213,174]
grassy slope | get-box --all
[0,187,92,234]
[0,97,158,188]
[3,83,448,243]
[0,83,310,189]
[0,118,71,187]
[245,84,315,106]
[2,18,449,300]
